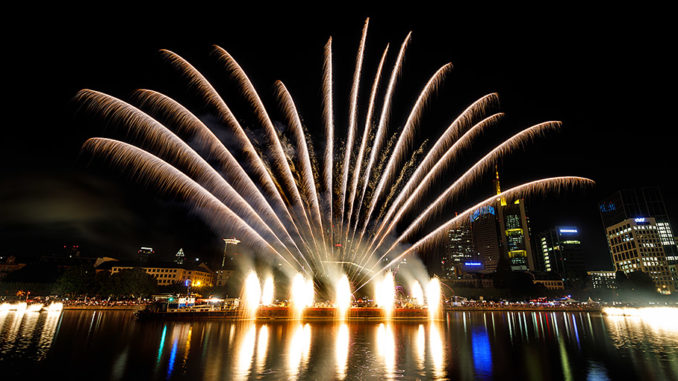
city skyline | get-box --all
[1,9,675,273]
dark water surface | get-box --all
[1,309,677,380]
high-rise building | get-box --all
[605,217,673,294]
[536,226,585,285]
[464,166,535,273]
[471,207,501,272]
[498,198,534,271]
[442,223,477,279]
[494,166,534,271]
[600,187,678,264]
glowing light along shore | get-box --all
[77,18,594,314]
[602,307,678,332]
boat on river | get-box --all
[135,303,433,322]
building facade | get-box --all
[494,165,534,271]
[600,187,678,264]
[498,198,534,271]
[605,217,673,294]
[441,224,476,279]
[105,262,214,288]
[532,279,565,290]
[669,264,678,290]
[587,270,617,289]
[460,166,536,274]
[471,207,502,273]
[536,226,585,285]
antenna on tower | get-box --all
[216,238,240,287]
[222,238,240,268]
[494,163,507,206]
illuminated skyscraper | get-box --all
[442,223,476,279]
[469,206,501,272]
[495,166,534,271]
[600,187,678,264]
[605,217,673,294]
[536,226,585,285]
[462,166,535,274]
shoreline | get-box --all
[56,305,602,312]
[133,305,602,321]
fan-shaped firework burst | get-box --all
[77,18,594,294]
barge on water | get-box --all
[135,304,434,322]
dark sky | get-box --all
[1,6,675,270]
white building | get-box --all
[606,217,673,294]
[587,270,617,289]
[103,261,214,288]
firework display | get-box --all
[77,18,594,300]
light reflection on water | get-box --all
[0,310,62,364]
[376,323,396,378]
[335,323,349,380]
[1,309,678,380]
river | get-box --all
[1,309,677,380]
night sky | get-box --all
[1,7,675,271]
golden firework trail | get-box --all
[346,44,389,251]
[354,32,412,246]
[77,90,310,269]
[357,62,453,251]
[339,18,369,244]
[132,89,308,261]
[322,37,335,243]
[77,19,594,292]
[158,50,312,245]
[213,46,322,261]
[81,138,306,273]
[274,81,327,257]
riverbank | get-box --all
[134,304,602,322]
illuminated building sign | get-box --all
[634,218,646,223]
[470,205,496,223]
[465,262,482,266]
[559,228,578,234]
[599,202,616,213]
